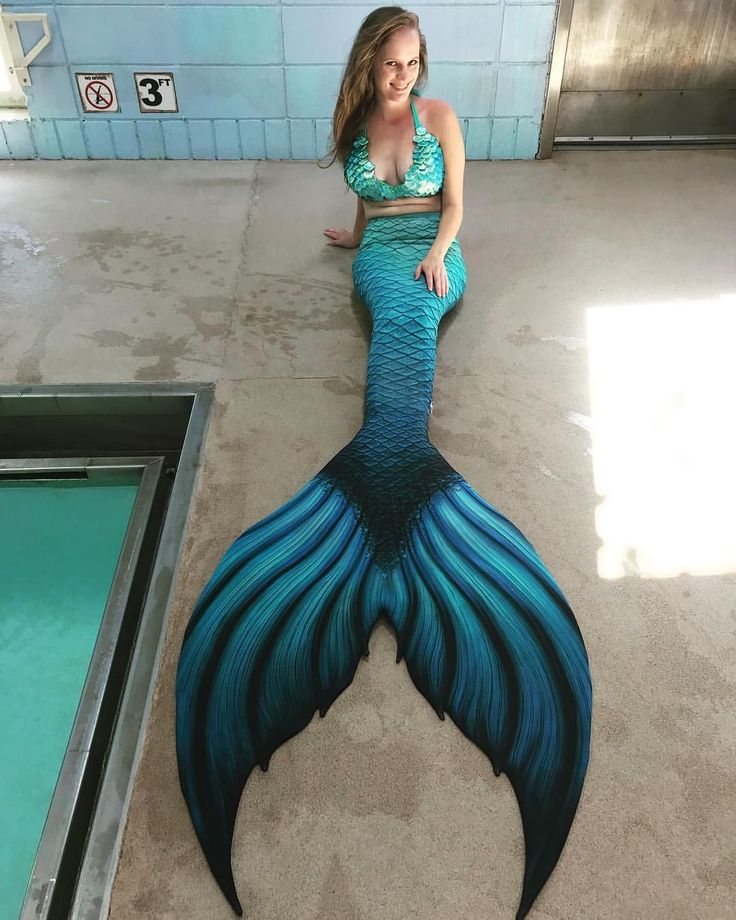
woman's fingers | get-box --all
[416,262,448,295]
[426,270,448,295]
[432,269,447,297]
[324,228,353,247]
[324,228,355,247]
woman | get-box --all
[175,8,592,920]
[323,10,463,305]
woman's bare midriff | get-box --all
[363,191,442,220]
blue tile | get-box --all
[58,6,281,65]
[2,1,554,161]
[289,119,317,159]
[264,120,290,158]
[286,0,471,4]
[459,116,469,145]
[315,119,334,161]
[176,7,282,65]
[71,66,285,120]
[0,126,9,157]
[285,66,342,118]
[51,0,267,4]
[284,4,504,64]
[11,6,65,64]
[56,120,88,158]
[2,119,35,157]
[161,120,191,158]
[110,120,139,158]
[23,66,78,118]
[214,120,242,159]
[81,119,115,157]
[490,117,517,158]
[174,67,285,118]
[427,64,496,118]
[276,0,325,4]
[465,117,492,159]
[283,6,371,64]
[29,119,62,158]
[416,5,503,62]
[137,120,166,158]
[189,120,216,158]
[500,5,556,62]
[55,7,135,63]
[240,121,266,158]
[494,63,548,116]
[515,116,541,158]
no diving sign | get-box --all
[74,71,179,115]
[76,73,119,113]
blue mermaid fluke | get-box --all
[175,205,592,919]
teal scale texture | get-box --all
[176,146,592,920]
[343,91,444,202]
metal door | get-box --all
[540,0,736,154]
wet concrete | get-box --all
[1,150,735,919]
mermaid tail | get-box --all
[382,480,591,919]
[176,212,592,919]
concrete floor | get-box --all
[2,150,735,919]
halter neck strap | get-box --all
[410,97,421,132]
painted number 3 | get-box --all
[138,78,164,106]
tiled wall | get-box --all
[0,1,558,160]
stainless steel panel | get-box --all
[540,0,576,158]
[564,0,736,91]
[20,750,90,920]
[0,390,194,417]
[557,88,736,136]
[71,385,214,920]
[542,0,736,152]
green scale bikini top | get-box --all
[344,92,444,202]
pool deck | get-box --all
[2,150,735,919]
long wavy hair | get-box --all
[318,6,428,171]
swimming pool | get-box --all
[0,383,214,920]
[0,469,142,920]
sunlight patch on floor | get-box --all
[586,293,736,579]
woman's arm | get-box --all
[428,101,465,259]
[323,195,367,248]
[414,100,465,295]
[352,195,368,245]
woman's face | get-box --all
[372,27,420,102]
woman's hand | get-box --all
[323,227,358,248]
[415,249,449,297]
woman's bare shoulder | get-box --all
[416,96,458,137]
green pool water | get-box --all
[0,471,142,920]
